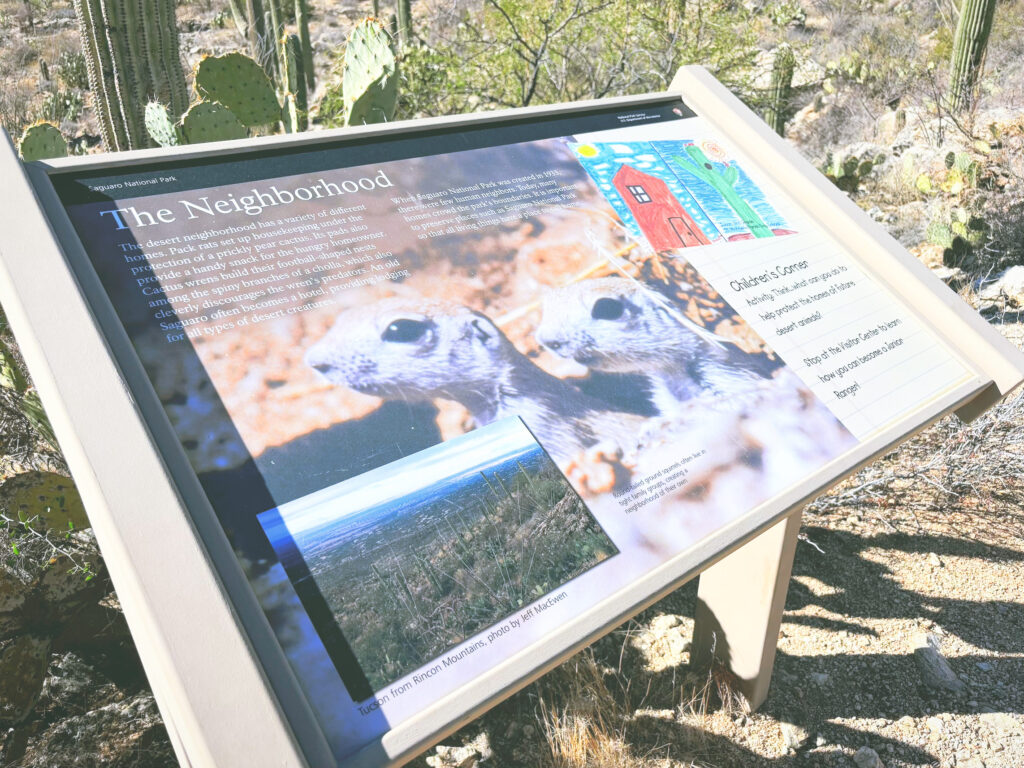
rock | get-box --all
[928,552,942,567]
[930,265,968,291]
[875,108,907,143]
[853,745,884,768]
[17,692,175,768]
[427,732,492,768]
[927,715,944,732]
[976,661,993,672]
[35,652,122,720]
[978,265,1024,305]
[809,672,830,685]
[0,634,51,724]
[913,633,966,694]
[979,712,1022,735]
[650,614,682,631]
[780,721,809,750]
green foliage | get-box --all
[0,332,59,450]
[948,0,997,112]
[72,0,189,151]
[17,122,68,162]
[341,18,397,126]
[36,88,83,124]
[182,100,248,144]
[55,49,89,91]
[194,52,281,128]
[378,0,760,120]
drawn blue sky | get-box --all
[262,417,540,538]
[652,140,789,235]
[569,142,722,243]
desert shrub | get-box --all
[321,0,765,123]
[56,48,88,90]
[35,86,83,124]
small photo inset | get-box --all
[258,416,617,694]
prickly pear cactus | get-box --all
[182,101,248,144]
[144,102,182,147]
[342,18,398,127]
[17,122,69,162]
[0,471,89,532]
[194,52,282,128]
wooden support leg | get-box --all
[690,508,803,710]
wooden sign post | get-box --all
[1,65,1020,767]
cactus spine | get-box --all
[948,0,997,112]
[72,0,188,151]
[764,44,795,136]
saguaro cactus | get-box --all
[396,0,412,49]
[948,0,997,112]
[295,0,315,90]
[764,44,795,136]
[72,0,189,151]
[281,34,309,132]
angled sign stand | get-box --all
[1,65,1021,768]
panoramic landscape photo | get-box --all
[259,416,618,692]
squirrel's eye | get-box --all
[382,318,429,343]
[591,297,625,321]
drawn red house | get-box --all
[612,164,711,249]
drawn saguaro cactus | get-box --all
[342,18,398,126]
[948,0,997,112]
[764,44,795,136]
[671,147,773,239]
[72,0,189,151]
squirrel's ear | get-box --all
[469,315,501,346]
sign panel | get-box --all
[5,80,1014,766]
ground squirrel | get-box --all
[535,277,774,416]
[305,297,643,462]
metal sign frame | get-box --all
[0,66,1020,768]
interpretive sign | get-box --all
[1,67,1021,768]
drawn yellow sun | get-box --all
[576,144,598,157]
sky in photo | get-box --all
[265,417,541,537]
